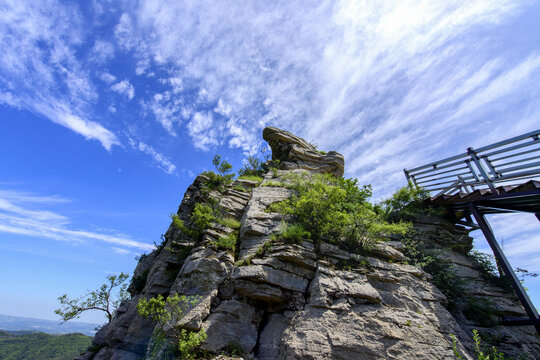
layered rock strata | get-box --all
[80,127,539,360]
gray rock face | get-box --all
[82,128,539,360]
[263,126,345,177]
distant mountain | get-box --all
[0,330,92,360]
[0,314,100,337]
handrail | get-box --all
[404,129,540,197]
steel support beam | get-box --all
[469,204,540,335]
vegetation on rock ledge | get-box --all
[268,172,411,252]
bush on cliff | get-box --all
[269,173,410,252]
[137,294,207,360]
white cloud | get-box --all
[100,71,117,84]
[110,79,135,100]
[0,0,119,151]
[116,0,537,184]
[129,139,177,175]
[112,247,131,255]
[90,40,115,63]
[0,189,152,251]
[187,111,220,150]
[144,91,184,135]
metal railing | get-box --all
[404,129,540,197]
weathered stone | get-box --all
[234,279,286,303]
[232,264,309,293]
[319,241,349,262]
[267,242,317,270]
[256,313,291,360]
[308,266,382,309]
[263,126,345,177]
[202,300,261,354]
[369,242,406,261]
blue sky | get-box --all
[0,0,539,325]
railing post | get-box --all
[467,147,496,191]
[403,169,411,184]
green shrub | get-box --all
[200,155,235,192]
[467,251,512,292]
[171,214,198,240]
[171,202,221,242]
[272,223,310,244]
[214,233,237,251]
[218,217,241,230]
[237,155,265,177]
[451,329,506,360]
[462,297,499,327]
[261,180,289,188]
[401,230,464,309]
[269,173,410,252]
[137,294,207,360]
[378,182,444,222]
[237,174,263,183]
[191,203,217,232]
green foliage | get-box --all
[451,329,506,360]
[235,240,273,266]
[214,232,237,251]
[191,203,217,232]
[269,173,410,252]
[467,251,512,292]
[199,155,235,193]
[272,223,311,244]
[217,217,241,230]
[261,180,289,188]
[424,259,464,309]
[462,297,499,327]
[401,231,464,309]
[226,341,244,356]
[237,155,265,177]
[237,174,263,183]
[171,203,221,242]
[378,182,444,222]
[137,294,207,360]
[55,273,130,324]
[171,214,199,240]
[212,155,234,178]
[233,185,251,193]
[0,331,92,360]
[337,256,370,271]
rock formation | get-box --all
[79,127,540,360]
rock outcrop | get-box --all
[262,126,344,177]
[80,127,539,360]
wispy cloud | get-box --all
[129,139,177,175]
[187,111,220,150]
[115,0,537,195]
[89,40,115,64]
[0,0,119,150]
[0,189,153,251]
[110,79,135,100]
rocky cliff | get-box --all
[80,127,540,360]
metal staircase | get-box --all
[404,129,540,335]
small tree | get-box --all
[137,294,207,359]
[212,155,233,178]
[55,273,130,323]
